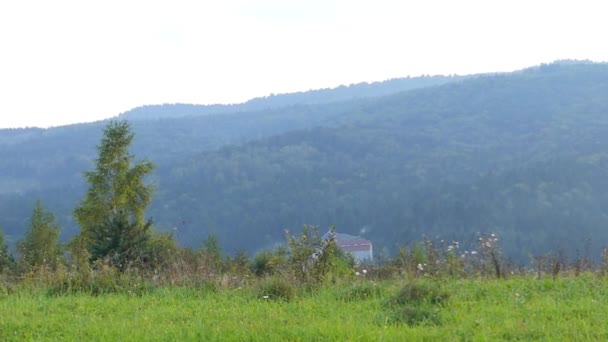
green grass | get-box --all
[2,276,608,341]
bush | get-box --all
[251,250,285,277]
[143,232,180,272]
[257,276,296,301]
[383,280,450,326]
[285,225,337,286]
[391,281,450,306]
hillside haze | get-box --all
[1,62,607,261]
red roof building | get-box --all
[326,232,373,262]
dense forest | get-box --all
[1,61,607,261]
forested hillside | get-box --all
[1,62,607,261]
[118,75,464,120]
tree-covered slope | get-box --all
[150,62,608,259]
[0,75,458,242]
[118,75,464,120]
[1,62,607,261]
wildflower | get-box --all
[417,263,424,271]
[355,271,360,276]
[263,295,269,299]
[362,269,367,275]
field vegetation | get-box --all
[3,89,608,340]
[2,235,608,340]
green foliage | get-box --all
[250,250,287,277]
[384,281,450,326]
[391,281,450,307]
[396,243,429,278]
[73,120,155,270]
[47,264,153,296]
[257,276,296,301]
[2,62,608,261]
[5,277,608,340]
[88,215,152,271]
[0,227,14,274]
[286,225,337,285]
[224,249,250,275]
[143,232,180,272]
[383,306,440,326]
[200,234,222,274]
[337,282,385,302]
[67,234,90,274]
[326,248,356,280]
[17,200,62,272]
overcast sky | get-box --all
[0,0,606,128]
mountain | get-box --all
[0,74,459,242]
[1,61,607,261]
[117,75,465,120]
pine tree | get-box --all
[73,120,155,269]
[0,226,15,274]
[18,200,61,271]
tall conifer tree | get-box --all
[73,120,154,269]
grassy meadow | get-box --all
[2,275,608,341]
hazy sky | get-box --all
[0,0,606,128]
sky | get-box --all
[0,0,606,128]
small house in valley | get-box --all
[324,231,373,262]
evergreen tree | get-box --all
[73,120,155,269]
[18,200,61,271]
[0,226,14,274]
[201,234,223,273]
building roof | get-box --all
[323,230,373,252]
[337,239,372,252]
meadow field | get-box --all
[2,275,608,341]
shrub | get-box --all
[391,281,450,306]
[383,280,450,326]
[257,276,296,301]
[142,232,180,272]
[251,250,286,277]
[285,225,337,286]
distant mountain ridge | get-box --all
[117,75,466,120]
